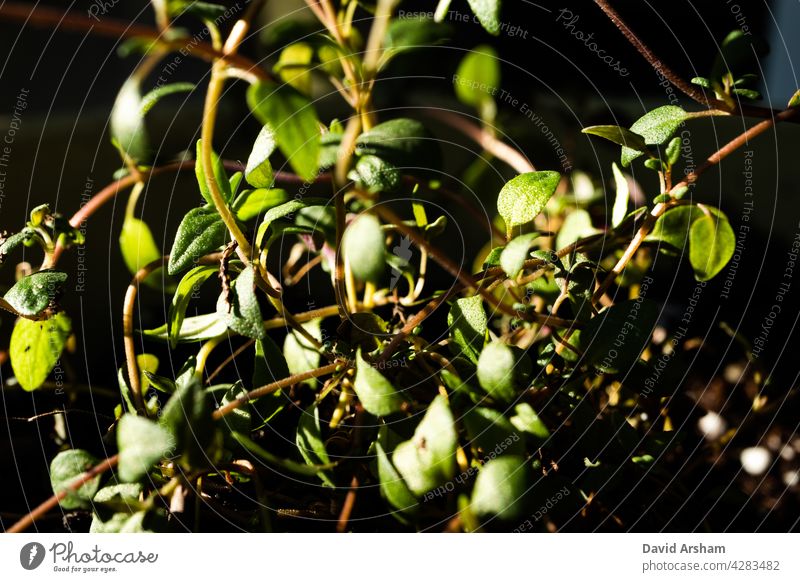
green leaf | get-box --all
[167,0,227,19]
[689,211,736,281]
[647,205,697,249]
[665,136,682,166]
[140,82,194,116]
[233,188,290,222]
[119,216,162,287]
[229,171,243,198]
[137,353,159,393]
[463,407,525,457]
[50,449,102,510]
[455,45,500,108]
[509,403,550,440]
[245,125,277,188]
[10,312,71,391]
[382,17,451,67]
[353,348,406,416]
[4,270,66,317]
[581,125,648,151]
[392,395,457,496]
[218,266,266,340]
[471,455,530,520]
[466,0,501,35]
[580,299,659,373]
[143,313,228,343]
[111,77,149,161]
[499,233,539,278]
[348,155,400,193]
[143,370,176,394]
[447,295,487,364]
[247,80,320,181]
[556,209,599,250]
[622,106,689,167]
[435,0,452,20]
[355,118,440,170]
[497,171,561,231]
[219,382,251,437]
[167,206,227,276]
[168,265,216,348]
[691,76,712,89]
[195,140,233,206]
[159,376,215,470]
[117,414,175,482]
[284,319,323,382]
[275,42,314,94]
[712,30,769,82]
[477,341,531,404]
[296,402,334,487]
[255,197,330,248]
[611,163,630,228]
[90,483,145,533]
[0,228,35,265]
[732,88,760,101]
[376,442,418,515]
[648,204,733,278]
[788,90,800,108]
[343,214,386,282]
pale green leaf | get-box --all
[117,415,175,483]
[247,80,320,181]
[245,125,277,188]
[497,171,560,231]
[353,348,406,416]
[50,449,102,510]
[611,162,630,228]
[447,295,487,364]
[10,312,71,391]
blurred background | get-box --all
[1,0,798,530]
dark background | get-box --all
[1,0,798,531]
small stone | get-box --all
[698,412,726,441]
[740,447,772,475]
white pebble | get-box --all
[740,447,772,475]
[783,470,800,488]
[697,412,727,441]
[780,445,795,461]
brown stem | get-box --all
[336,475,359,532]
[376,290,454,363]
[593,0,717,107]
[51,160,243,266]
[212,362,343,419]
[123,257,168,414]
[426,109,536,174]
[370,202,576,328]
[7,454,119,533]
[0,2,267,79]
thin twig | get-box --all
[425,109,536,174]
[7,455,119,533]
[123,257,168,414]
[369,202,576,328]
[0,2,267,79]
[592,0,716,107]
[212,362,343,419]
[336,475,359,532]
